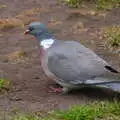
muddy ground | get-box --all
[0,0,120,113]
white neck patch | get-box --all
[40,39,55,49]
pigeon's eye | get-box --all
[29,27,34,31]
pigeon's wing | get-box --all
[47,41,118,84]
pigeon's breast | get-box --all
[40,47,57,81]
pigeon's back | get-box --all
[48,40,108,68]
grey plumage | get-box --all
[25,22,120,93]
[47,41,120,92]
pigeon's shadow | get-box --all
[50,83,120,101]
[70,87,120,101]
[52,83,120,100]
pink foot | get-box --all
[48,86,62,93]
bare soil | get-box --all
[0,0,120,113]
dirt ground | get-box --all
[0,0,120,113]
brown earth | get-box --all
[0,0,120,113]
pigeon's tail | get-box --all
[85,77,120,93]
[70,77,120,92]
[91,82,120,93]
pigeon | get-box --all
[24,22,120,94]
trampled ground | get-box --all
[0,0,120,114]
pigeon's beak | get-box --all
[24,29,30,35]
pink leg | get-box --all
[48,86,63,93]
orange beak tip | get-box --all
[24,29,30,35]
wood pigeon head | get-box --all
[24,22,53,41]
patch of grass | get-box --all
[4,50,28,63]
[0,4,7,9]
[64,0,83,8]
[0,78,10,91]
[52,101,120,120]
[0,18,24,29]
[7,51,27,59]
[12,114,41,120]
[64,0,120,10]
[71,22,88,34]
[96,0,120,10]
[103,25,120,48]
[10,101,120,120]
[0,50,29,63]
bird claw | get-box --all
[48,86,63,93]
